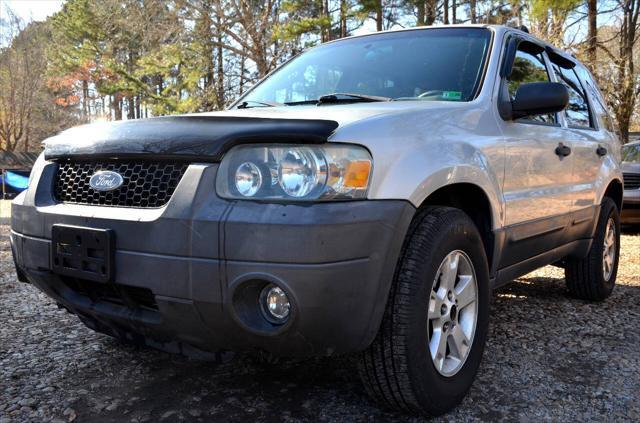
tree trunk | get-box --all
[216,34,224,109]
[611,0,639,143]
[340,0,347,37]
[616,104,630,143]
[204,1,216,110]
[425,0,436,25]
[322,0,331,41]
[113,94,122,121]
[239,53,246,95]
[469,0,476,23]
[587,0,597,65]
[444,0,449,24]
[127,96,135,120]
[376,0,383,31]
[417,1,425,26]
[82,79,89,117]
[513,1,522,26]
[452,0,456,23]
[256,55,270,78]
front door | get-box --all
[498,43,575,267]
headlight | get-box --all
[216,144,372,201]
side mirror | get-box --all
[511,82,569,120]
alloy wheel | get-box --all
[428,250,478,377]
[602,217,616,282]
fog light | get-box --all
[260,284,290,324]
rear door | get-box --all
[498,40,575,267]
[548,59,609,240]
[546,57,619,242]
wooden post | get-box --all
[1,169,6,200]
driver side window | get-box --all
[507,49,556,124]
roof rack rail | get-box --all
[507,24,529,33]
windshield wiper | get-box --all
[284,93,392,106]
[283,100,319,105]
[317,93,392,104]
[236,100,284,109]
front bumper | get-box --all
[622,189,640,224]
[11,162,414,356]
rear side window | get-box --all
[507,48,556,124]
[551,64,593,129]
[574,65,615,132]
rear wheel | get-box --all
[565,197,620,301]
[358,207,490,416]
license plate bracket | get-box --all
[51,225,114,283]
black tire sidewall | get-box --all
[403,211,490,413]
[595,198,620,294]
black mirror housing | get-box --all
[511,82,569,120]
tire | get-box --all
[565,197,620,301]
[358,206,490,416]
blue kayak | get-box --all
[2,170,30,190]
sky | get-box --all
[0,0,64,23]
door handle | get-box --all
[596,146,607,157]
[555,143,572,157]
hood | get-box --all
[622,161,640,174]
[43,101,465,162]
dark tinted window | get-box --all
[622,144,640,163]
[507,48,556,124]
[551,64,592,128]
[242,28,492,104]
[575,65,615,132]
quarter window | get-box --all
[507,48,556,124]
[552,64,593,128]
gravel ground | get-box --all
[1,224,639,422]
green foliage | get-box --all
[528,0,582,21]
[3,0,638,138]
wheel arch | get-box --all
[602,178,623,211]
[416,182,497,277]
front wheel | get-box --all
[358,207,490,416]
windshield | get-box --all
[240,28,492,106]
[622,144,640,163]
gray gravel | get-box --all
[1,224,639,422]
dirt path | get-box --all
[1,225,639,422]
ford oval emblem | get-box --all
[89,170,124,191]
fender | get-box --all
[594,154,624,208]
[407,165,503,230]
[329,103,505,231]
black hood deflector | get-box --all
[44,116,339,162]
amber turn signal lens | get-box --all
[344,160,371,188]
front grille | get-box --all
[623,173,640,190]
[61,277,159,312]
[54,160,188,208]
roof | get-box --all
[320,24,576,66]
[322,23,495,46]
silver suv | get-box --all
[11,25,623,416]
